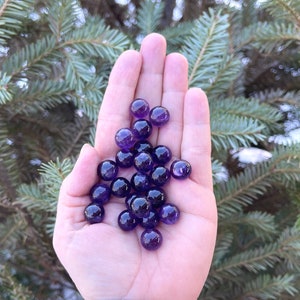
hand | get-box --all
[53,33,217,300]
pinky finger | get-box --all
[181,88,213,189]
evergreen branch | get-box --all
[1,35,58,77]
[0,72,12,104]
[2,18,129,78]
[89,125,96,146]
[235,22,257,50]
[253,89,300,106]
[212,158,227,184]
[0,0,35,45]
[17,158,73,218]
[60,116,91,159]
[0,118,20,199]
[17,183,49,212]
[214,227,300,277]
[10,80,71,115]
[209,96,283,132]
[261,0,300,26]
[72,75,105,122]
[0,0,10,17]
[216,163,273,219]
[254,22,300,53]
[212,232,234,266]
[39,158,73,186]
[214,243,280,276]
[64,17,130,62]
[0,265,35,300]
[216,145,300,219]
[211,114,266,151]
[182,9,230,87]
[136,0,165,35]
[161,21,194,52]
[236,274,298,300]
[221,211,276,240]
[47,0,81,39]
[64,51,94,90]
[204,55,241,98]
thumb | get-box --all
[54,144,101,234]
[63,143,101,199]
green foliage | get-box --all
[182,9,241,97]
[17,159,74,234]
[0,0,35,45]
[136,0,165,36]
[1,0,300,299]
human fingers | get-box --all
[134,33,167,145]
[94,50,142,159]
[54,144,100,234]
[181,88,213,189]
[157,53,188,158]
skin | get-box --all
[53,33,218,300]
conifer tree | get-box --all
[0,0,299,299]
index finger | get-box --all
[94,50,142,159]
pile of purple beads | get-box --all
[84,98,192,250]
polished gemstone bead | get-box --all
[97,160,118,181]
[84,203,105,224]
[149,106,170,127]
[141,228,163,251]
[130,98,150,118]
[110,177,131,198]
[130,196,151,218]
[150,165,170,186]
[134,151,154,173]
[115,128,136,150]
[152,145,172,164]
[170,159,192,179]
[116,149,134,168]
[89,183,110,204]
[118,210,139,231]
[133,140,153,154]
[159,203,180,225]
[146,187,166,208]
[125,193,137,210]
[140,209,160,229]
[132,119,153,140]
[131,172,151,192]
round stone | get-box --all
[159,203,180,225]
[140,209,160,229]
[152,145,172,164]
[115,128,136,150]
[150,165,170,186]
[131,172,151,192]
[84,203,105,224]
[132,119,152,140]
[116,149,134,168]
[89,183,110,204]
[130,196,151,218]
[125,193,137,211]
[118,210,139,231]
[146,187,167,208]
[110,177,131,198]
[133,140,153,154]
[149,106,170,127]
[134,151,154,173]
[170,159,192,179]
[97,160,118,181]
[141,228,163,251]
[130,98,150,118]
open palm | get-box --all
[53,33,217,300]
